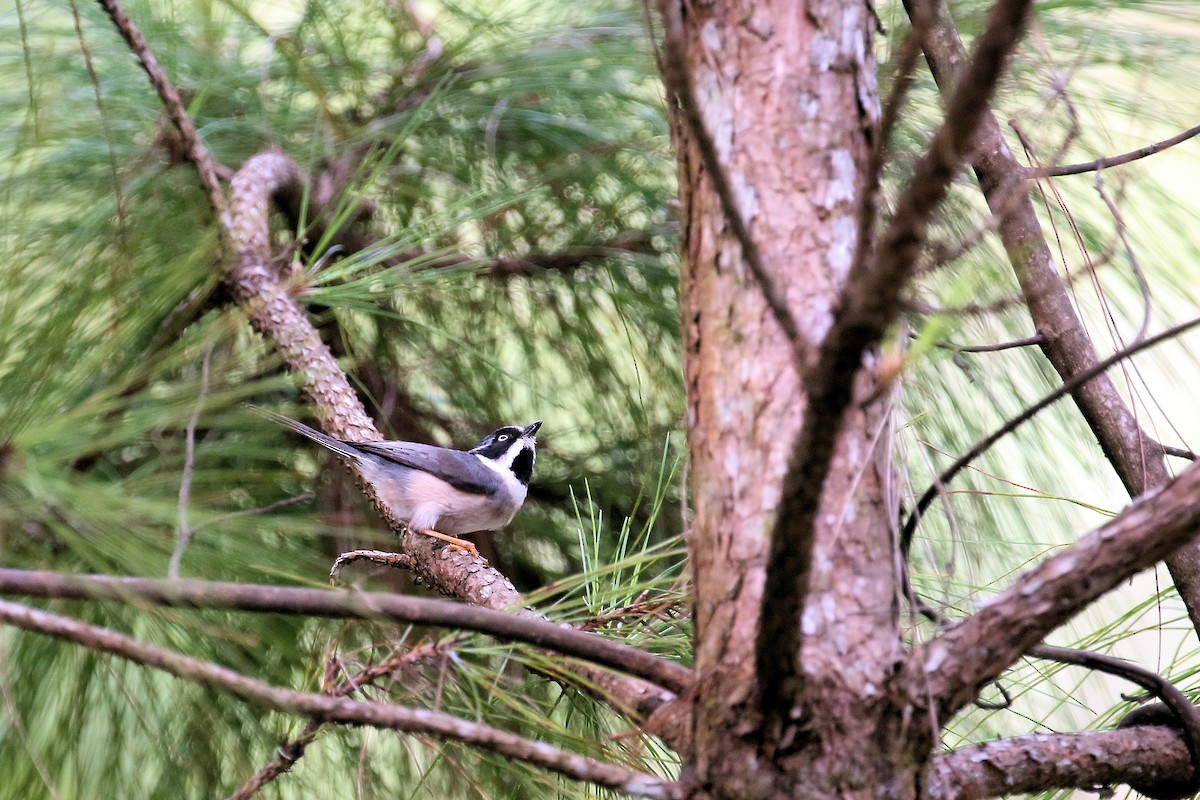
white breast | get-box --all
[359,458,526,536]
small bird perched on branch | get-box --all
[253,407,541,558]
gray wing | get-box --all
[355,441,498,496]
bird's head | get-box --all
[470,420,541,484]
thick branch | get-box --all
[924,727,1189,799]
[910,462,1200,716]
[905,0,1200,634]
[0,599,677,800]
[0,568,690,693]
[756,0,1035,716]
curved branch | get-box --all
[900,313,1200,557]
[0,568,690,693]
[0,599,678,800]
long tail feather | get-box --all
[245,405,365,462]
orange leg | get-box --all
[418,529,480,558]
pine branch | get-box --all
[0,568,690,692]
[925,727,1190,798]
[0,599,679,800]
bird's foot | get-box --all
[422,529,481,559]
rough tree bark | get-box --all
[663,1,908,796]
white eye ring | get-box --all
[498,434,510,442]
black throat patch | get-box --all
[510,448,534,485]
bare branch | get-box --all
[910,461,1200,716]
[924,726,1190,799]
[914,331,1044,353]
[1165,445,1198,462]
[756,0,1035,718]
[0,599,678,800]
[1032,121,1200,178]
[95,0,229,225]
[0,568,691,693]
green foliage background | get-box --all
[2,0,1200,797]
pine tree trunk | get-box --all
[666,1,919,795]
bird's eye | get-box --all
[498,434,510,442]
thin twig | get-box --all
[194,493,315,529]
[0,599,678,800]
[230,637,464,799]
[1031,121,1200,178]
[1094,168,1152,343]
[900,313,1200,556]
[912,331,1044,353]
[169,345,212,579]
[1164,445,1198,461]
[0,568,691,693]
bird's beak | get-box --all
[522,420,542,437]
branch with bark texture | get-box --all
[0,599,678,800]
[924,726,1191,799]
[903,0,1200,636]
[0,568,690,693]
[755,0,1035,717]
[909,461,1200,718]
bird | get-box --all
[253,407,541,558]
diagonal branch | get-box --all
[0,599,679,800]
[904,0,1200,636]
[0,568,691,693]
[908,461,1200,717]
[755,0,1036,717]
